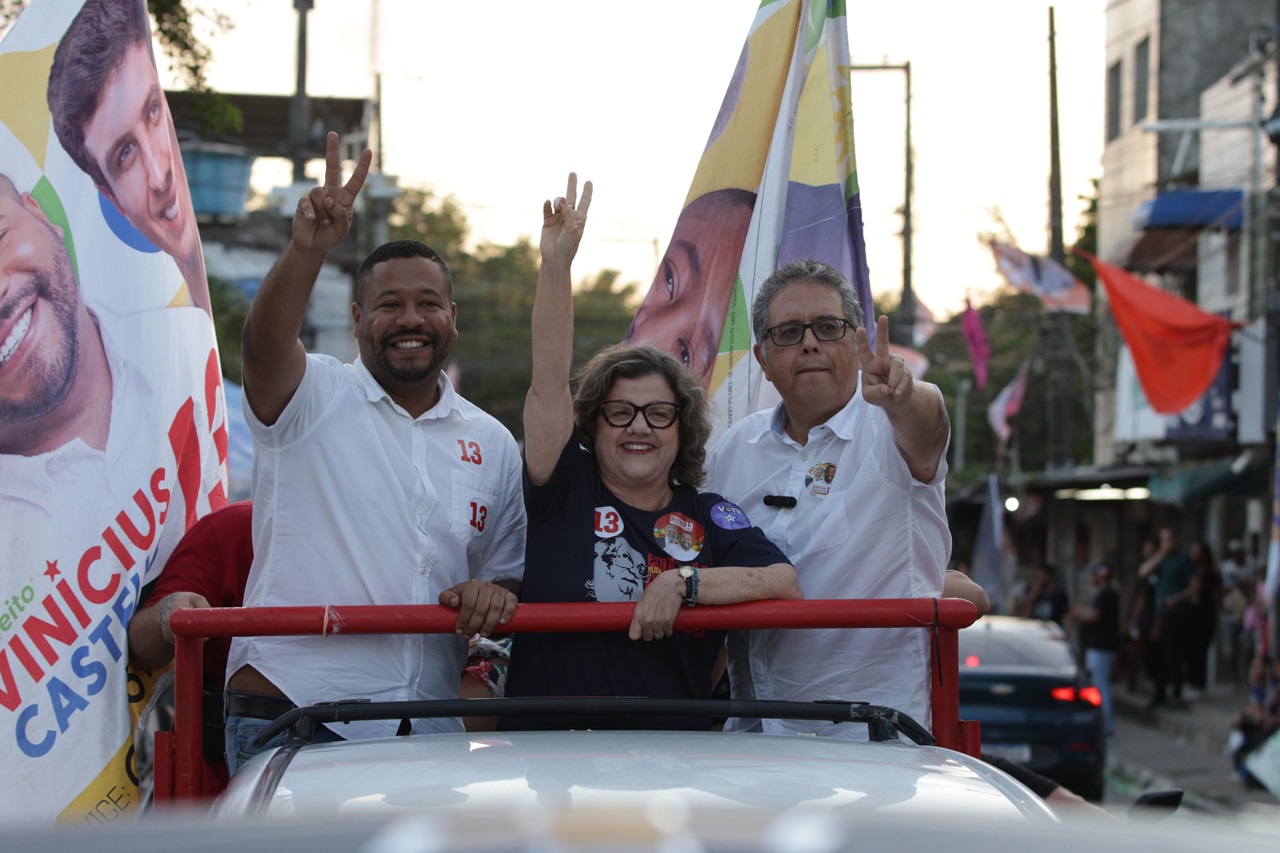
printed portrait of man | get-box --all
[0,165,223,819]
[593,537,648,602]
[46,0,209,314]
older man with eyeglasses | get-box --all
[705,258,953,738]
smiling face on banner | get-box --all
[0,178,83,435]
[80,43,200,282]
[46,0,208,314]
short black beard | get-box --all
[375,335,441,384]
[0,255,81,425]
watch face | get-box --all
[679,567,695,579]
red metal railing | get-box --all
[160,598,981,803]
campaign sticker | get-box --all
[594,506,625,538]
[805,462,838,497]
[654,512,704,561]
[710,501,751,530]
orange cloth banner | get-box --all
[1081,251,1237,414]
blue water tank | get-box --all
[180,142,253,217]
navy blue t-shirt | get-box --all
[503,436,788,730]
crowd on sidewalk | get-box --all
[1013,527,1276,798]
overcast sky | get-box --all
[179,0,1106,319]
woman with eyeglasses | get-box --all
[501,175,800,731]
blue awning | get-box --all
[1134,189,1244,230]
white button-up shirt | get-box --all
[228,355,525,739]
[706,376,950,735]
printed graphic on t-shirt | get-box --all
[591,537,648,601]
[654,512,704,561]
[804,462,838,497]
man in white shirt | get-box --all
[706,259,951,736]
[224,134,526,771]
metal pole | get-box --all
[955,377,971,472]
[901,61,915,344]
[289,0,314,183]
[168,599,982,792]
[173,634,205,801]
[1046,7,1073,471]
[1250,48,1265,316]
[1048,7,1064,264]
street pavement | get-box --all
[1106,678,1279,816]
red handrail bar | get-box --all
[165,598,980,803]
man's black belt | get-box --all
[225,690,296,721]
[224,691,410,737]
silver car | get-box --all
[211,699,1057,825]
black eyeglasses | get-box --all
[764,318,853,347]
[598,400,680,429]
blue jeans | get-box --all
[224,714,345,775]
[1084,647,1116,735]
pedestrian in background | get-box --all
[1187,541,1221,693]
[1138,526,1199,711]
[1072,563,1120,736]
[1125,537,1161,693]
[1221,541,1251,687]
[1022,563,1069,627]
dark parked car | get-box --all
[960,615,1107,801]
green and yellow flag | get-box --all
[627,0,873,433]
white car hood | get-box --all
[213,729,1056,824]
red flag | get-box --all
[962,298,991,391]
[1080,251,1238,414]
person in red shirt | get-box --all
[130,501,254,795]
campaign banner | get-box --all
[626,0,873,434]
[0,0,227,824]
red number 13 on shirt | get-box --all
[594,510,620,535]
[457,439,482,464]
[470,502,487,532]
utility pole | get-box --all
[1046,6,1074,472]
[851,62,913,343]
[902,61,915,345]
[362,0,396,256]
[1048,9,1064,261]
[289,0,314,184]
[934,354,971,473]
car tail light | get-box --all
[1050,686,1103,706]
[964,655,981,668]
